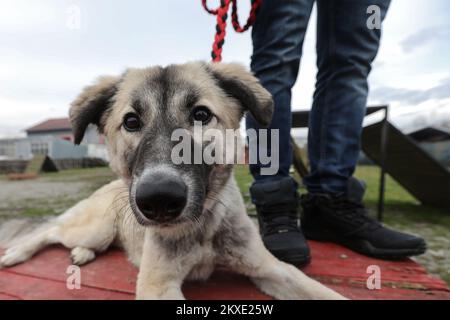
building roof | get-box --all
[26,118,72,133]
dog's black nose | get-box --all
[135,173,187,222]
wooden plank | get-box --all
[184,272,272,300]
[324,284,450,300]
[0,247,137,294]
[291,136,309,178]
[302,242,448,291]
[0,272,133,300]
[1,242,449,300]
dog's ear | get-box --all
[70,76,120,145]
[207,63,274,127]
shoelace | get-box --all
[260,204,299,235]
[321,196,381,230]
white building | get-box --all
[0,118,108,161]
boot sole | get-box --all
[272,251,311,266]
[303,229,426,260]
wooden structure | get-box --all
[291,106,450,220]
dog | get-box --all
[0,62,345,300]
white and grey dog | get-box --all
[0,62,345,300]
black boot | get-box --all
[300,179,426,259]
[250,177,310,266]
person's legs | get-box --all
[301,0,426,259]
[248,0,314,265]
[304,0,390,194]
[248,0,314,182]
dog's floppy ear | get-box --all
[70,76,120,144]
[207,63,274,127]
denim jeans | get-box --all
[247,0,390,196]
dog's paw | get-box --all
[0,246,30,268]
[70,247,96,266]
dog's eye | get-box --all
[123,113,141,132]
[191,106,212,124]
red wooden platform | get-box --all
[1,241,449,300]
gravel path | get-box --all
[0,179,88,223]
[0,180,86,203]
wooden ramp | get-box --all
[362,121,450,209]
[292,107,450,211]
[7,155,58,181]
[1,242,449,300]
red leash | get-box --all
[202,0,262,62]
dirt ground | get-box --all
[0,180,85,203]
[0,167,116,223]
[0,181,84,220]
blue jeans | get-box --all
[247,0,390,195]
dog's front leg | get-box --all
[224,216,347,300]
[250,253,347,300]
[135,230,188,300]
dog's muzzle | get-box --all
[135,172,187,223]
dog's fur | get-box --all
[0,62,345,300]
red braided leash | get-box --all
[202,0,262,62]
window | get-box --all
[0,141,15,157]
[31,142,49,155]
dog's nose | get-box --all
[135,173,187,222]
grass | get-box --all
[40,167,118,196]
[22,207,54,217]
[354,166,450,227]
[41,167,115,184]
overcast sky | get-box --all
[0,0,449,137]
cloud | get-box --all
[0,95,67,135]
[0,0,59,32]
[371,77,450,105]
[387,99,450,134]
[1,0,449,136]
[400,25,450,53]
